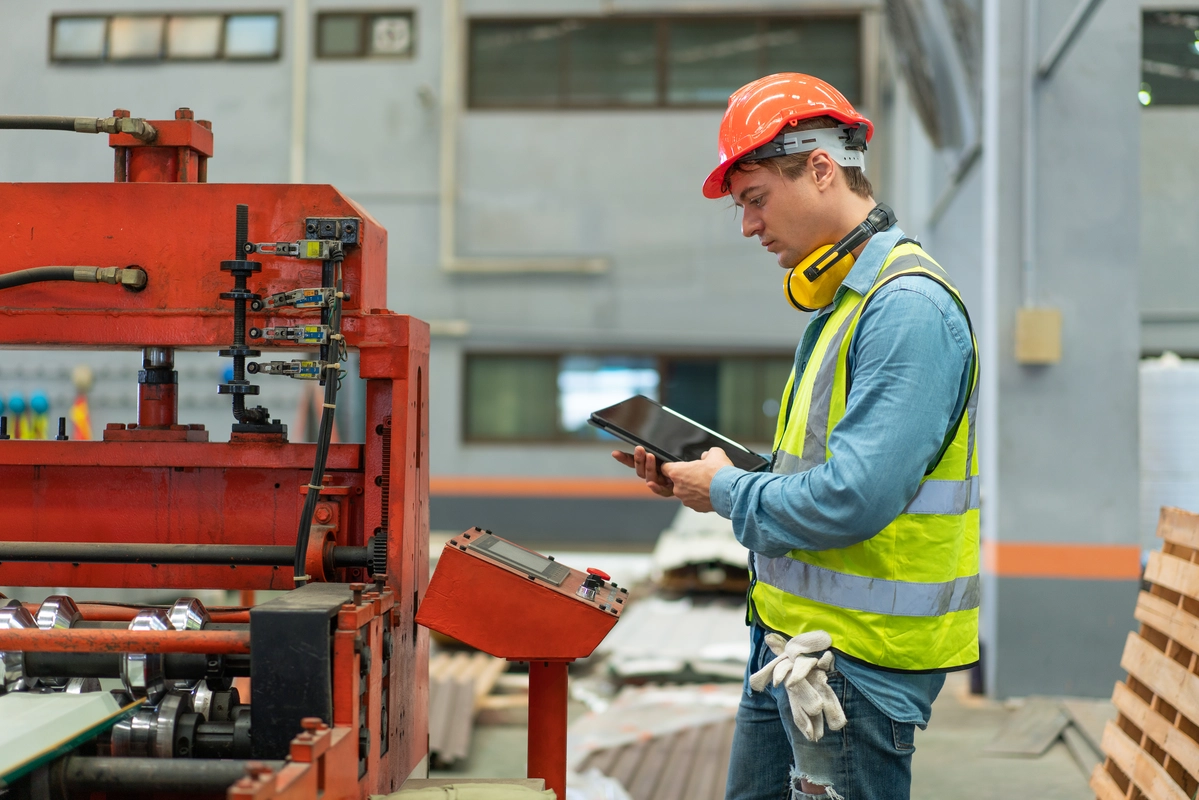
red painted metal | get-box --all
[0,628,249,653]
[417,535,623,800]
[528,661,570,800]
[137,381,178,428]
[0,111,429,796]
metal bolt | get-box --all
[175,108,194,120]
[301,717,325,732]
[244,761,272,778]
[314,504,332,524]
[350,583,366,605]
[113,109,130,118]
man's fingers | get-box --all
[612,450,635,467]
[646,481,673,498]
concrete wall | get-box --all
[924,0,1142,697]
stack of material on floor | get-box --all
[1094,505,1199,798]
[651,507,749,594]
[567,683,741,800]
[593,597,750,682]
[983,696,1112,777]
[428,652,508,767]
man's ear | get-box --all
[808,150,837,192]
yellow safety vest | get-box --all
[750,241,980,672]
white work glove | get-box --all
[748,631,847,742]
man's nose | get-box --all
[741,209,762,238]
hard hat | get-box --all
[30,391,49,414]
[702,73,873,199]
[8,394,25,415]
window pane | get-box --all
[466,355,559,439]
[667,21,761,105]
[765,19,861,105]
[166,16,222,59]
[319,14,362,57]
[52,17,107,60]
[109,16,164,60]
[558,356,659,437]
[469,21,573,107]
[718,357,794,441]
[663,359,721,430]
[566,21,657,106]
[225,14,279,59]
[370,15,414,56]
[1142,12,1199,106]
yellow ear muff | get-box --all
[784,245,856,312]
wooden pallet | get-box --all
[1092,506,1199,799]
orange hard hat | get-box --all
[702,73,873,199]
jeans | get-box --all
[724,643,916,800]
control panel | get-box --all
[415,529,625,661]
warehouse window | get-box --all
[316,11,416,58]
[468,15,860,109]
[50,13,281,62]
[1141,11,1199,105]
[464,353,792,443]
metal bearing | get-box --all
[35,596,82,689]
[0,602,36,693]
[120,608,170,706]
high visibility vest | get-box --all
[750,241,980,672]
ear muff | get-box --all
[785,246,855,311]
[782,203,898,312]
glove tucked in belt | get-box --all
[749,630,847,742]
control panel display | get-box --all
[469,534,570,586]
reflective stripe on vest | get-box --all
[752,240,981,672]
[753,552,981,617]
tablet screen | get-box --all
[590,395,769,472]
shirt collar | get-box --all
[820,225,906,312]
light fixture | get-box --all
[1139,82,1152,106]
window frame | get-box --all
[49,11,283,64]
[466,12,863,111]
[461,350,794,445]
[314,9,417,60]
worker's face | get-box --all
[729,152,838,269]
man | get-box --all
[613,74,979,800]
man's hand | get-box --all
[662,448,735,513]
[612,446,674,498]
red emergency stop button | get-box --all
[586,567,610,581]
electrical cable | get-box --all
[292,253,344,586]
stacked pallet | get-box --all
[577,719,735,800]
[1092,506,1199,799]
[428,652,509,767]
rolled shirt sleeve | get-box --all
[710,276,974,557]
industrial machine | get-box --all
[0,109,429,799]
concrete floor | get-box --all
[432,673,1100,798]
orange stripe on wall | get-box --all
[984,541,1142,580]
[430,476,665,499]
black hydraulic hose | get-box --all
[0,115,77,131]
[0,266,147,291]
[0,115,157,141]
[58,757,284,794]
[293,253,345,586]
[0,266,74,287]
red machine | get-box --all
[417,529,625,799]
[0,109,428,799]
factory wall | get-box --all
[921,0,1142,697]
[0,0,886,547]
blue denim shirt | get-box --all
[710,227,974,727]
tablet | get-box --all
[589,395,770,473]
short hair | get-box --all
[722,115,874,199]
